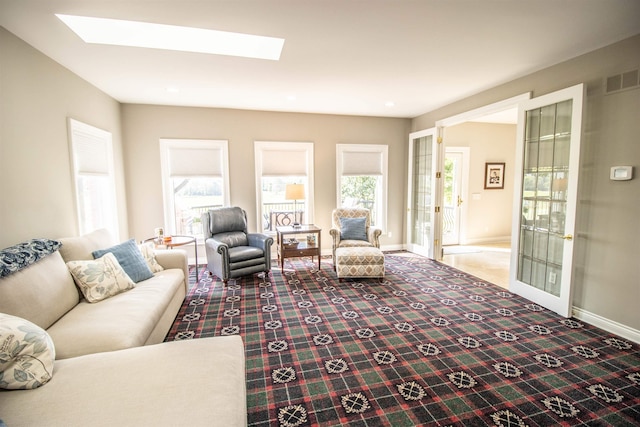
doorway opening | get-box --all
[436,95,528,288]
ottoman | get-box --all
[334,246,385,279]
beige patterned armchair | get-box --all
[329,208,382,268]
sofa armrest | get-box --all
[368,227,382,248]
[154,249,189,293]
[329,228,341,248]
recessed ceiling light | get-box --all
[286,95,297,101]
[56,14,285,61]
[385,101,396,108]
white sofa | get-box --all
[0,229,247,426]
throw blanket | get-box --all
[0,239,62,278]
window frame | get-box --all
[336,143,388,231]
[68,118,119,237]
[159,138,230,239]
[254,141,315,232]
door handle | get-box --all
[457,195,463,207]
[562,234,573,241]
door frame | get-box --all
[408,93,531,260]
[509,84,585,317]
[443,147,470,246]
[406,127,441,259]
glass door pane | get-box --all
[411,135,433,248]
[407,128,438,259]
[517,100,572,297]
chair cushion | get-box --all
[228,246,264,263]
[335,247,384,265]
[339,217,367,241]
[334,247,385,278]
[208,207,247,235]
[214,231,249,248]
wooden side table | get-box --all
[276,225,321,273]
[144,235,199,282]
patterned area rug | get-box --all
[166,254,640,426]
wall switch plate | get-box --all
[610,166,633,180]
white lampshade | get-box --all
[285,183,305,201]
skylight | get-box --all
[56,14,284,61]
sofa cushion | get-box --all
[58,228,114,262]
[339,216,368,241]
[46,268,185,359]
[66,253,135,303]
[0,336,246,427]
[0,251,79,330]
[0,313,55,390]
[92,239,153,283]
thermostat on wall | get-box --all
[610,166,633,181]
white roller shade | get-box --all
[73,133,109,174]
[261,149,307,176]
[341,150,383,176]
[168,146,223,177]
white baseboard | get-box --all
[461,236,511,245]
[381,244,405,252]
[572,307,640,344]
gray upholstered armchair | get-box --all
[202,207,273,284]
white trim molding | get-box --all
[572,307,640,344]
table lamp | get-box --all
[285,183,304,227]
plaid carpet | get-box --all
[166,254,640,426]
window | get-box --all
[336,144,388,230]
[68,118,118,237]
[254,142,314,233]
[159,139,230,239]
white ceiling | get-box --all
[1,0,639,119]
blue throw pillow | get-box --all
[92,239,153,283]
[340,217,368,241]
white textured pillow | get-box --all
[138,242,164,273]
[66,252,135,303]
[0,313,55,389]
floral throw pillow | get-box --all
[66,252,135,303]
[138,242,164,273]
[0,313,55,389]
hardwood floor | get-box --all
[440,242,511,289]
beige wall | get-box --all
[2,22,637,333]
[444,122,516,244]
[412,34,640,330]
[0,27,124,247]
[121,104,410,252]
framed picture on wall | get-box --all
[484,162,505,189]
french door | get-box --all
[509,84,584,317]
[407,128,442,259]
[443,148,467,246]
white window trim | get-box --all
[336,143,388,232]
[254,141,315,231]
[159,139,230,236]
[68,118,118,237]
